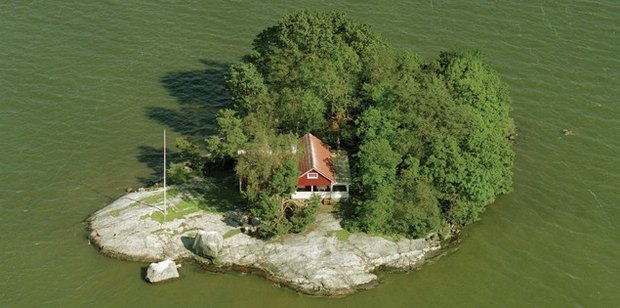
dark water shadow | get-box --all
[149,59,231,138]
[140,265,148,281]
[137,60,232,185]
[136,145,180,186]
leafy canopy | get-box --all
[200,10,515,239]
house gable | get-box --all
[292,133,351,200]
[297,168,332,186]
[297,133,334,182]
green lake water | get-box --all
[1,1,618,306]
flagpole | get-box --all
[163,129,167,215]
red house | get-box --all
[292,133,350,201]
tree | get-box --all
[353,138,401,234]
[235,131,298,202]
[233,10,388,145]
[232,131,322,237]
[205,109,248,162]
[392,179,442,238]
[203,11,515,239]
[278,88,327,135]
[226,63,272,117]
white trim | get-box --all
[307,172,318,179]
[291,191,349,200]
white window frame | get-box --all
[307,172,318,179]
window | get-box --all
[307,172,318,179]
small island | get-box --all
[89,10,515,296]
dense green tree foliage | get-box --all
[234,131,298,203]
[198,10,515,238]
[226,10,387,146]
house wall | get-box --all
[297,168,331,186]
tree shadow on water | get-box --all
[136,145,181,186]
[136,60,232,186]
[148,59,231,138]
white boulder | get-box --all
[145,259,179,283]
[193,230,223,259]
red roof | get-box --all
[298,133,334,182]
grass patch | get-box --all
[141,189,180,205]
[109,208,122,217]
[328,229,351,242]
[223,229,241,239]
[137,189,201,223]
[141,190,238,223]
[138,168,245,223]
[147,199,203,223]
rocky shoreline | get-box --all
[88,188,441,296]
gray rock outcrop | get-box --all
[193,230,223,259]
[88,189,441,296]
[145,259,179,283]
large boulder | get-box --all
[193,230,223,259]
[145,259,179,283]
